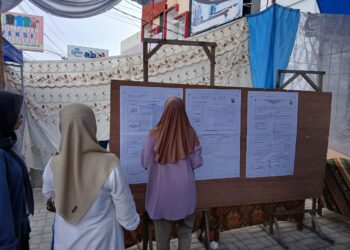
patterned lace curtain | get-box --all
[6,17,252,170]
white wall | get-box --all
[120,31,142,56]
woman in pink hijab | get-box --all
[142,97,203,250]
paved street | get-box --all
[30,189,350,250]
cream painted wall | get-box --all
[120,31,141,53]
[167,0,178,8]
[178,0,190,14]
[166,0,189,15]
[153,16,161,26]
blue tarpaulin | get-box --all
[317,0,350,15]
[2,36,23,65]
[247,4,300,89]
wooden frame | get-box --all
[276,69,326,91]
[143,39,216,86]
[110,80,332,212]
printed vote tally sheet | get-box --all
[246,91,298,178]
[186,89,241,180]
[120,86,183,184]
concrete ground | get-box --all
[30,189,350,250]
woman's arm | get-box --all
[141,135,155,170]
[108,165,140,230]
[191,144,203,169]
[42,159,54,200]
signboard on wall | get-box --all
[191,0,243,35]
[67,45,109,60]
[1,12,44,52]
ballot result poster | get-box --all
[119,86,298,184]
[119,86,242,184]
[246,91,298,178]
[185,89,241,180]
[120,86,183,184]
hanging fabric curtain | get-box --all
[247,4,300,89]
[0,0,22,13]
[1,0,122,18]
[287,13,350,157]
[28,0,121,18]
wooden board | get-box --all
[110,80,332,211]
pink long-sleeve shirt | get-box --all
[141,134,203,220]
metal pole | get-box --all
[204,210,211,249]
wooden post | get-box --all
[210,45,215,86]
[0,15,5,90]
[318,73,323,91]
[276,69,281,88]
[143,42,148,82]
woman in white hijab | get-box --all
[42,103,139,250]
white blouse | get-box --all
[42,161,140,250]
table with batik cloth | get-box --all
[124,200,305,248]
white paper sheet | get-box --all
[246,91,298,178]
[186,89,241,180]
[120,86,183,184]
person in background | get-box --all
[42,103,139,250]
[0,91,34,250]
[141,96,203,250]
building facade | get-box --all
[121,0,320,56]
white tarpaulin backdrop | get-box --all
[0,0,22,13]
[0,0,121,17]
